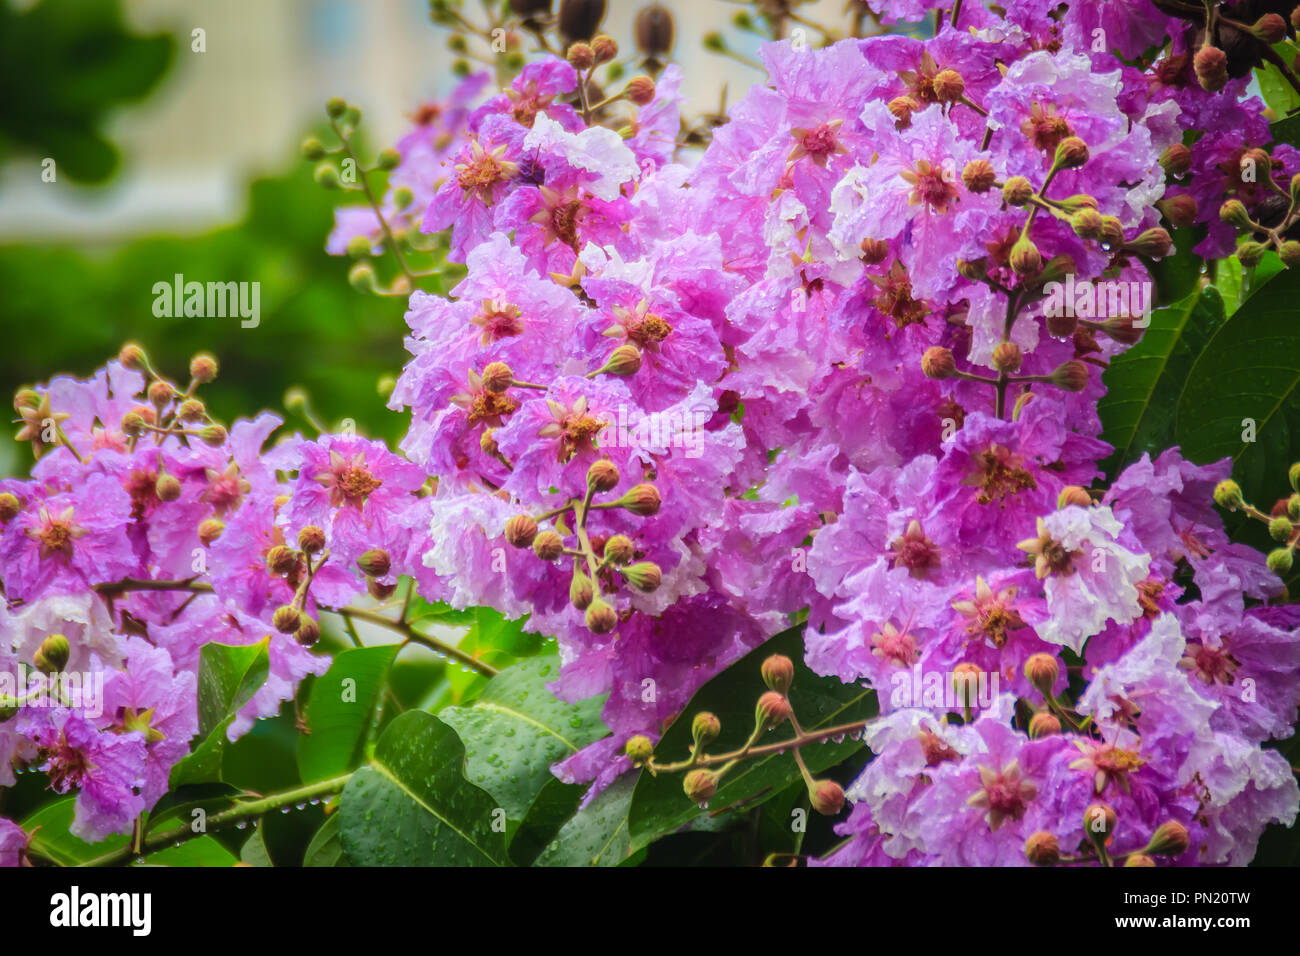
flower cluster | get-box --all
[4,0,1300,865]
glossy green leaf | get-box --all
[303,814,351,867]
[535,776,639,867]
[297,644,399,782]
[628,625,875,852]
[440,653,606,823]
[170,638,271,787]
[1176,268,1300,505]
[1099,286,1225,478]
[338,710,508,866]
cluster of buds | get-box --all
[12,345,223,467]
[1025,814,1191,867]
[503,459,662,634]
[940,136,1170,418]
[1219,158,1300,270]
[262,525,349,647]
[1153,0,1299,94]
[1214,466,1300,575]
[625,654,850,821]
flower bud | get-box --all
[1141,820,1190,858]
[1126,227,1172,258]
[921,346,955,380]
[298,525,326,554]
[1098,315,1145,345]
[585,597,618,633]
[1098,216,1124,248]
[1193,45,1228,92]
[992,341,1023,373]
[1125,853,1156,867]
[1267,546,1293,575]
[199,425,228,447]
[1071,208,1104,239]
[0,492,18,523]
[1002,176,1034,206]
[603,534,634,564]
[1159,143,1192,177]
[155,473,182,502]
[34,634,70,674]
[190,352,218,384]
[325,97,348,119]
[1269,515,1293,543]
[570,568,595,609]
[620,561,661,592]
[177,399,206,423]
[198,518,225,546]
[587,459,620,492]
[625,734,654,764]
[376,147,401,171]
[273,605,302,634]
[590,34,617,64]
[266,545,298,575]
[504,514,539,548]
[1281,241,1300,269]
[756,691,792,729]
[1214,479,1245,510]
[480,429,500,457]
[761,654,795,694]
[1084,802,1118,839]
[1253,13,1287,44]
[1049,360,1089,392]
[481,362,513,393]
[692,711,721,748]
[1052,136,1089,170]
[1009,235,1041,275]
[811,779,846,816]
[357,548,391,578]
[533,530,564,560]
[1045,310,1078,337]
[961,158,996,193]
[860,237,890,264]
[617,483,660,515]
[118,343,148,370]
[295,616,321,648]
[1028,712,1062,738]
[1289,493,1300,521]
[1058,485,1091,508]
[1025,653,1059,697]
[1025,831,1060,865]
[1237,240,1267,267]
[683,768,718,804]
[956,257,987,280]
[566,41,595,70]
[1219,199,1252,228]
[147,380,174,408]
[887,95,918,128]
[302,136,327,160]
[600,344,643,376]
[625,75,656,105]
[634,4,674,56]
[1156,194,1198,228]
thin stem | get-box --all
[330,118,416,286]
[75,774,354,867]
[326,605,498,677]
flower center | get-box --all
[900,159,959,213]
[969,444,1037,504]
[871,623,917,667]
[472,301,525,344]
[1180,640,1240,686]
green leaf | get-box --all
[170,638,271,787]
[1098,286,1225,478]
[338,710,508,866]
[440,653,606,823]
[22,799,128,866]
[303,814,351,867]
[297,644,399,782]
[627,625,875,852]
[1175,268,1300,505]
[535,776,640,867]
[1258,43,1300,116]
[239,828,274,867]
[145,782,242,836]
[507,776,586,866]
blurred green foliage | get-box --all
[0,0,174,183]
[0,151,418,476]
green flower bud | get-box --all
[760,654,795,694]
[1269,515,1293,543]
[34,634,70,674]
[1267,547,1293,576]
[1025,831,1060,865]
[1236,241,1266,267]
[584,598,618,634]
[691,711,721,748]
[570,568,595,609]
[619,561,661,592]
[1144,820,1190,857]
[356,548,391,577]
[755,691,792,729]
[810,779,845,816]
[625,734,654,764]
[1213,479,1244,510]
[683,768,718,803]
[272,605,302,635]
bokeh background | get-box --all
[0,0,846,478]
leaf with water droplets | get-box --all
[298,644,400,782]
[339,710,508,866]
